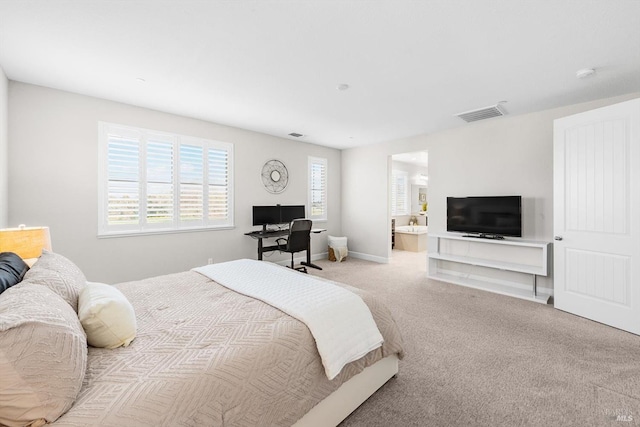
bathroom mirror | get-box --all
[411,185,428,213]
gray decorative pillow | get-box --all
[23,250,86,312]
[0,283,87,427]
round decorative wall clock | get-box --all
[261,159,289,193]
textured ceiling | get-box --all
[1,1,639,149]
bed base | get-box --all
[293,354,399,427]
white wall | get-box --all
[8,82,341,283]
[0,66,7,228]
[342,148,390,263]
[342,92,640,290]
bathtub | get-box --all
[394,225,428,252]
[395,225,428,234]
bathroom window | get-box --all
[391,170,409,216]
[308,156,328,221]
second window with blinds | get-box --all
[98,122,234,236]
[391,170,409,216]
[308,156,328,222]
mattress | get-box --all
[53,270,404,426]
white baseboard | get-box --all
[272,251,389,266]
[312,252,328,262]
[348,251,389,264]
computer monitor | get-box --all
[252,205,306,229]
[252,206,281,226]
[280,205,305,223]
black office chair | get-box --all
[276,219,312,273]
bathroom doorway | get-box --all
[390,150,428,260]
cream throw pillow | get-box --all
[78,282,137,349]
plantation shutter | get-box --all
[146,138,174,225]
[208,147,231,222]
[309,157,328,221]
[99,122,234,236]
[106,131,141,227]
[179,144,204,223]
[391,170,408,216]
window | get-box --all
[98,122,233,236]
[391,170,408,216]
[308,156,327,221]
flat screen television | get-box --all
[447,196,522,238]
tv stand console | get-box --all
[427,233,550,304]
[462,233,504,240]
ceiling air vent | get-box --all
[455,104,506,123]
[288,132,303,137]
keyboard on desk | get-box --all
[245,228,289,238]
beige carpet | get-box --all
[307,250,640,427]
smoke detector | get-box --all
[576,68,596,79]
[455,104,507,123]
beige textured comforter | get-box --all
[53,271,404,426]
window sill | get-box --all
[97,226,235,239]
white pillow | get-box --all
[78,282,137,349]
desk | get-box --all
[245,228,326,270]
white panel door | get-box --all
[554,98,640,335]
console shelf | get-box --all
[427,233,551,304]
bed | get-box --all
[0,251,404,427]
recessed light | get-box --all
[136,77,146,83]
[576,68,596,79]
[337,83,350,91]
